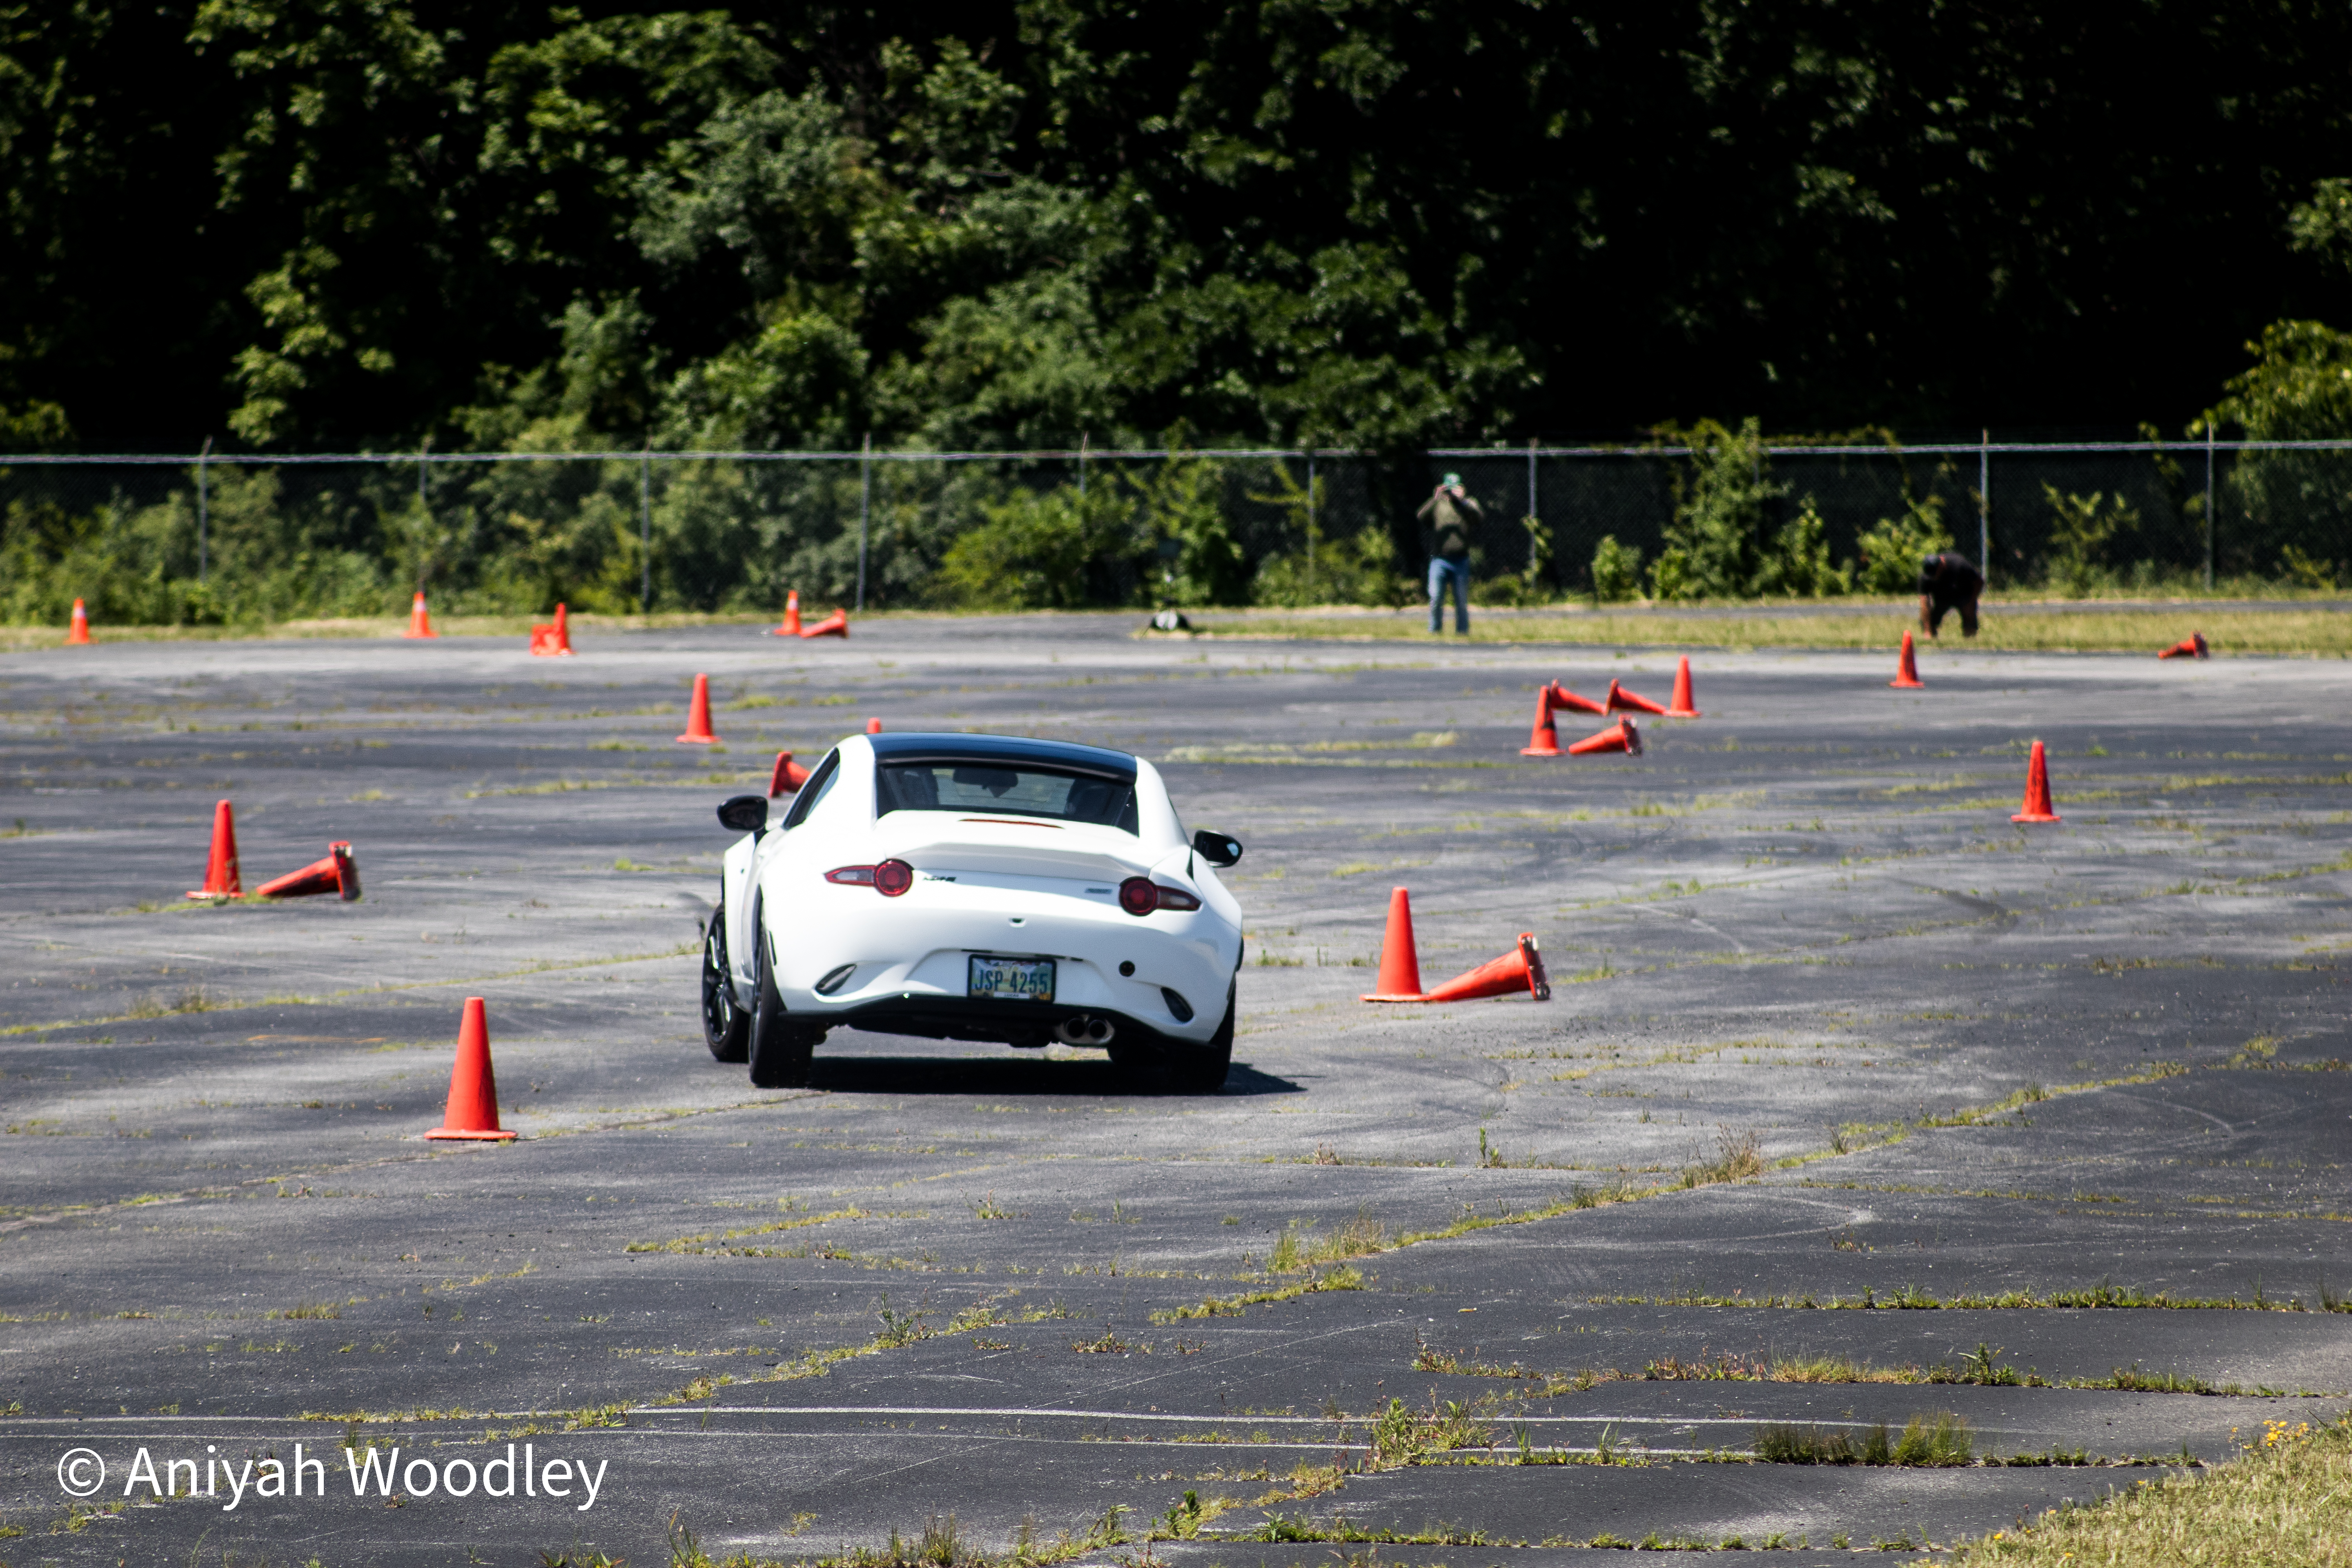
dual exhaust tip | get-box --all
[1055,1015,1116,1046]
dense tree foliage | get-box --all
[6,0,2351,456]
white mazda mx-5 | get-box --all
[699,731,1246,1093]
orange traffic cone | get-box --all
[256,840,360,900]
[1605,677,1667,716]
[1567,717,1642,755]
[65,598,91,645]
[530,603,575,657]
[1520,686,1564,757]
[768,750,810,797]
[1551,681,1606,716]
[799,608,849,639]
[771,590,803,638]
[1360,887,1425,1002]
[677,673,719,744]
[2011,740,2061,824]
[1666,657,1701,718]
[866,717,883,735]
[185,799,242,900]
[2157,631,2209,660]
[425,998,517,1142]
[403,592,437,639]
[1890,630,1923,688]
[1420,933,1551,1004]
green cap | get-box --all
[1442,472,1462,487]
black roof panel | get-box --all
[864,731,1137,782]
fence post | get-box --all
[1526,437,1539,577]
[1077,431,1088,500]
[2203,423,2215,590]
[1978,428,1991,585]
[639,446,652,612]
[856,432,872,613]
[196,436,212,583]
[1305,449,1317,601]
[417,437,430,592]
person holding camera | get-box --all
[1417,472,1482,634]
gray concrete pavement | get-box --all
[1,613,2347,1565]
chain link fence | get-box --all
[2,439,2345,624]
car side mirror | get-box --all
[717,795,769,834]
[1191,828,1243,867]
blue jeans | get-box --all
[1428,557,1469,633]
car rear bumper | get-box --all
[818,992,1201,1053]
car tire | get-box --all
[1162,982,1235,1094]
[746,903,819,1089]
[701,900,750,1064]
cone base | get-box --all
[1519,743,1562,757]
[1889,677,1923,689]
[185,890,236,901]
[2010,811,2061,824]
[424,1127,517,1141]
[1666,706,1702,718]
[1360,993,1428,1003]
[676,734,719,744]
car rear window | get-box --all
[876,762,1138,832]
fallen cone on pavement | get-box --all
[1605,677,1667,716]
[771,590,804,638]
[425,997,517,1142]
[2157,631,2209,660]
[866,717,883,734]
[1420,933,1551,1004]
[1666,656,1702,718]
[528,602,574,657]
[1360,887,1425,1002]
[185,799,243,900]
[1890,630,1923,688]
[799,607,849,639]
[677,673,719,744]
[403,592,437,639]
[66,598,91,645]
[2011,740,2061,824]
[256,840,361,901]
[1567,717,1642,755]
[768,750,810,796]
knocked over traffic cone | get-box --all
[1890,630,1923,688]
[1666,657,1702,718]
[799,608,849,639]
[256,840,361,901]
[1361,887,1425,1002]
[425,997,517,1142]
[186,799,242,900]
[403,592,437,639]
[768,750,811,797]
[2157,631,2209,661]
[2011,740,2061,824]
[1567,717,1642,755]
[529,602,574,657]
[677,673,719,744]
[66,598,91,645]
[1605,677,1667,716]
[1420,933,1551,1004]
[866,717,883,735]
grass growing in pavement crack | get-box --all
[1152,1265,1366,1321]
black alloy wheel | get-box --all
[701,900,750,1063]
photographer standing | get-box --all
[1417,472,1482,634]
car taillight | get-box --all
[1118,877,1201,915]
[825,865,876,886]
[873,858,914,897]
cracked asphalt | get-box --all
[1,612,2347,1566]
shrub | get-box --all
[1650,417,1782,600]
[1591,534,1644,601]
[1753,497,1849,597]
[934,484,1140,609]
[1853,494,1954,593]
[2040,485,2139,597]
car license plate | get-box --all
[969,955,1054,1002]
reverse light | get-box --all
[825,865,875,886]
[1117,877,1201,915]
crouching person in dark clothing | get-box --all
[1918,552,1984,638]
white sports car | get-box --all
[700,731,1246,1093]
